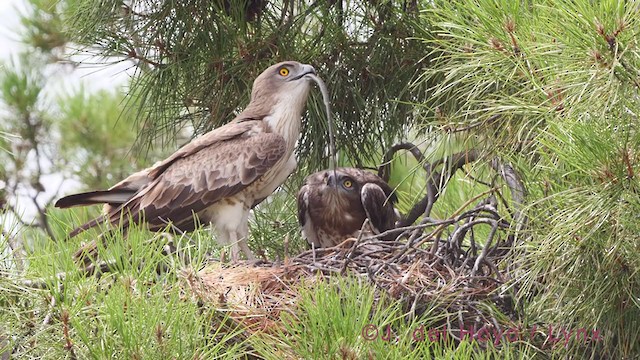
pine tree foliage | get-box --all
[62,0,432,168]
[422,0,640,357]
[55,90,164,189]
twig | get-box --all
[61,309,77,360]
[470,220,500,277]
[490,159,528,237]
[340,219,369,275]
[42,295,57,326]
[2,229,25,271]
[30,195,56,241]
[378,142,425,182]
[450,219,500,252]
[4,203,41,229]
[414,189,501,251]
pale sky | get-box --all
[0,1,27,61]
[0,1,132,94]
[1,0,132,224]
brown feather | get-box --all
[297,167,399,248]
[55,168,152,209]
[72,128,286,237]
[54,189,136,209]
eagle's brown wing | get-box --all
[56,168,154,238]
[125,133,285,231]
[57,121,259,210]
[146,118,262,179]
[360,183,399,239]
[55,168,152,209]
[68,120,285,236]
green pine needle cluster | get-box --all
[1,220,245,359]
[422,0,640,358]
[62,0,432,169]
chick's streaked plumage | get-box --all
[297,167,399,248]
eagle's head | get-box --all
[315,169,363,210]
[250,61,316,111]
[300,168,368,219]
[298,167,400,247]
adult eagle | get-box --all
[297,167,400,248]
[56,61,317,261]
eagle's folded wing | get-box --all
[296,184,310,228]
[360,183,397,235]
[68,128,285,236]
[128,132,286,231]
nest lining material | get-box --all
[184,233,518,338]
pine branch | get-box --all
[400,149,481,227]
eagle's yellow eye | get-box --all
[343,179,353,188]
[279,67,289,76]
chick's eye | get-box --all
[343,179,353,188]
[279,67,289,76]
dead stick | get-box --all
[340,219,369,275]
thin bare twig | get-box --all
[378,142,425,182]
[340,219,369,275]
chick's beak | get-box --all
[323,172,337,188]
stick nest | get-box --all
[184,212,521,338]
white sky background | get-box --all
[0,1,133,92]
[1,0,133,224]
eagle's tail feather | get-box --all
[55,189,136,209]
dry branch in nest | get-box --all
[186,143,528,341]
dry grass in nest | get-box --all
[184,227,519,339]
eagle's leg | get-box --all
[212,227,230,262]
[226,230,255,261]
[227,230,241,262]
[210,201,255,261]
[236,220,256,261]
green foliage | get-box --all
[0,55,45,117]
[249,190,308,261]
[21,0,69,56]
[250,276,538,359]
[0,52,158,239]
[1,220,245,359]
[424,0,640,358]
[3,0,640,358]
[422,0,639,154]
[62,0,433,169]
[276,276,401,358]
[0,52,57,238]
[2,217,543,358]
[55,89,160,189]
[0,53,49,177]
[520,120,640,357]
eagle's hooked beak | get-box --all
[290,64,316,81]
[325,172,337,188]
